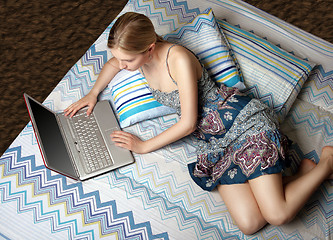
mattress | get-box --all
[1,0,332,239]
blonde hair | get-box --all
[108,12,164,54]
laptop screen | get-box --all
[26,96,77,178]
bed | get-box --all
[1,0,332,239]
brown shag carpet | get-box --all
[1,0,332,155]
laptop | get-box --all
[24,93,135,181]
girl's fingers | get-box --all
[86,104,95,116]
[64,101,89,117]
[111,131,128,142]
[110,131,146,154]
[111,131,134,143]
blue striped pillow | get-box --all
[164,8,245,90]
[218,19,316,121]
[109,69,176,128]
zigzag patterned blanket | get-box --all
[1,0,332,239]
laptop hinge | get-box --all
[56,114,81,179]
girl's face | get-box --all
[110,48,150,71]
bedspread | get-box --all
[1,0,332,239]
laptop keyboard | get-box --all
[70,111,113,173]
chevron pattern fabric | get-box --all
[299,65,333,112]
[1,0,333,239]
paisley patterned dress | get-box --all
[145,45,289,191]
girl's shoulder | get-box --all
[165,43,202,78]
[167,44,192,57]
[165,44,198,66]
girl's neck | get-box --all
[143,42,164,69]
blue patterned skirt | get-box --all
[188,85,289,191]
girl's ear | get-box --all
[148,43,155,53]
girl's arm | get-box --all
[64,58,120,117]
[111,46,199,154]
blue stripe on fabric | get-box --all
[113,73,144,92]
[119,102,163,122]
[225,34,308,84]
[196,45,225,56]
[199,49,229,62]
[222,75,243,87]
[112,75,145,93]
[117,95,153,113]
[229,29,312,73]
[117,93,152,111]
[221,23,313,78]
[0,232,11,240]
[113,86,148,106]
[209,65,236,77]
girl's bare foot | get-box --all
[320,146,333,179]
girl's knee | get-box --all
[263,211,292,226]
[236,216,266,235]
[236,211,292,234]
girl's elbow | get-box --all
[184,122,197,135]
[179,115,197,135]
[190,123,197,133]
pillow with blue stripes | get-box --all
[109,8,244,128]
[218,19,316,122]
[163,8,245,89]
[109,69,176,128]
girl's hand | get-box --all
[64,93,98,117]
[111,130,147,154]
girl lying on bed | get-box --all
[64,12,333,235]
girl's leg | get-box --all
[248,146,333,226]
[217,183,267,235]
[218,159,318,234]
